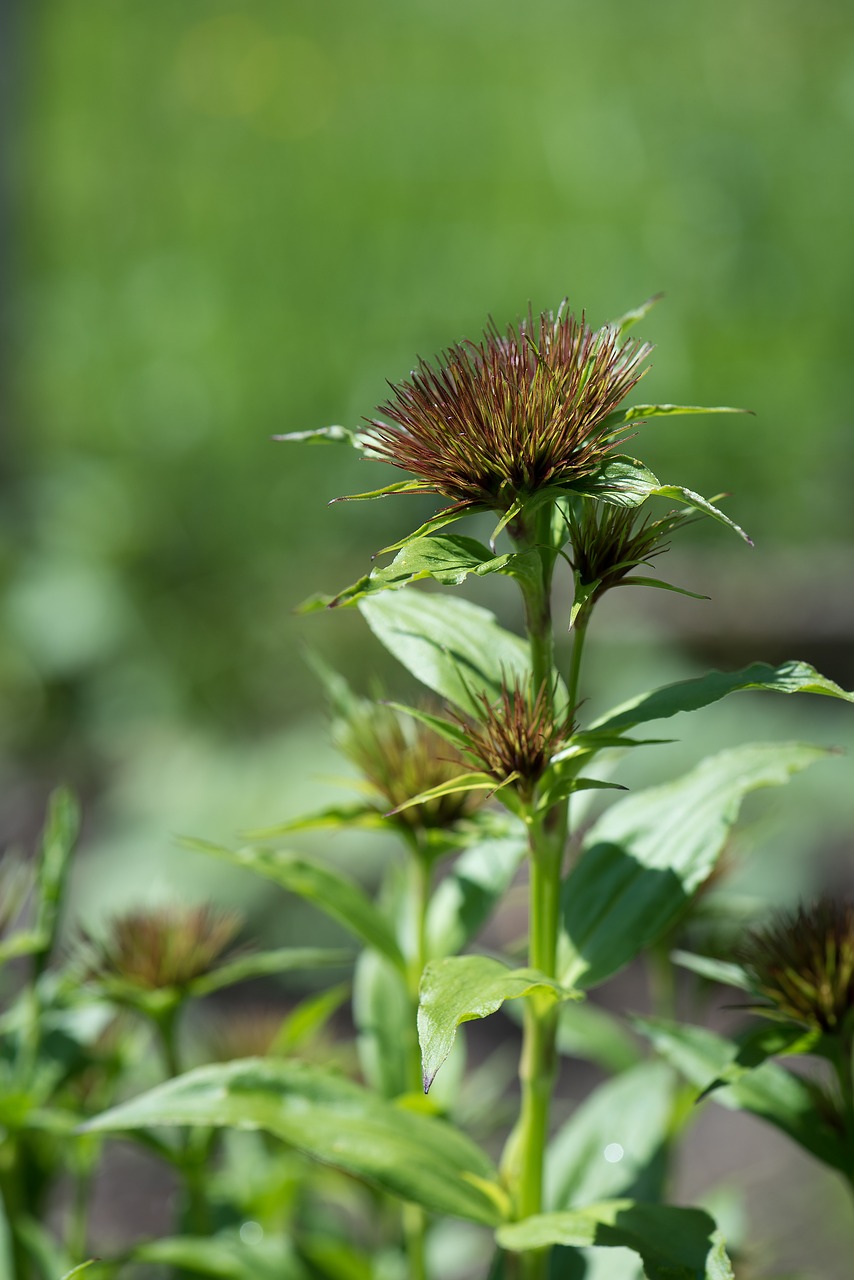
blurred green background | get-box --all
[3,1,854,1265]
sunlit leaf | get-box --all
[558,743,830,989]
[83,1059,507,1225]
[568,456,661,508]
[190,947,351,997]
[332,478,436,502]
[273,424,363,449]
[608,294,663,338]
[418,955,570,1091]
[591,660,854,736]
[670,951,752,991]
[181,839,405,973]
[649,485,751,544]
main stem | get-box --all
[513,510,585,1279]
[404,847,431,1280]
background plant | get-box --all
[74,299,854,1279]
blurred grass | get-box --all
[3,0,853,846]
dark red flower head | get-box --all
[366,303,651,513]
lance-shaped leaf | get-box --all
[635,1018,849,1172]
[546,1061,675,1211]
[649,485,751,544]
[418,956,570,1091]
[554,1000,642,1073]
[189,947,351,997]
[244,803,388,841]
[273,424,364,448]
[386,771,515,818]
[671,951,752,991]
[308,535,519,610]
[332,478,437,502]
[359,590,536,713]
[592,659,854,736]
[602,403,749,430]
[608,294,663,338]
[82,1058,507,1225]
[497,1202,733,1279]
[426,835,527,959]
[33,788,80,971]
[181,839,405,973]
[557,742,830,989]
[133,1233,306,1280]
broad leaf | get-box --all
[592,659,854,736]
[558,743,829,989]
[83,1058,507,1225]
[359,590,533,713]
[426,835,527,959]
[635,1018,848,1172]
[546,1061,675,1210]
[353,949,414,1099]
[497,1202,733,1279]
[418,956,568,1091]
[182,839,405,973]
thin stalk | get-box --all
[152,1006,211,1238]
[403,845,432,1277]
[832,1030,854,1187]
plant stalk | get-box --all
[403,845,432,1277]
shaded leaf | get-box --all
[558,743,830,989]
[133,1232,307,1280]
[181,839,405,973]
[546,1061,675,1211]
[554,1001,642,1073]
[243,803,387,840]
[353,949,413,1100]
[568,456,661,508]
[635,1018,848,1172]
[426,835,527,959]
[497,1201,733,1279]
[670,951,752,991]
[83,1058,507,1225]
[591,660,854,736]
[418,956,569,1091]
[619,576,710,601]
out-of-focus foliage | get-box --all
[3,0,854,795]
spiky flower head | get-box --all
[453,679,574,799]
[737,897,854,1033]
[336,701,482,832]
[79,904,243,992]
[566,498,702,607]
[366,304,651,514]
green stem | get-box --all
[832,1030,854,1188]
[153,1006,211,1239]
[511,513,566,1280]
[566,613,588,714]
[403,847,432,1276]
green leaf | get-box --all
[570,573,601,628]
[353,949,413,1099]
[58,1266,97,1280]
[271,982,351,1057]
[316,535,520,610]
[386,701,472,752]
[332,478,436,502]
[546,1061,675,1211]
[670,951,752,991]
[375,506,472,556]
[635,1018,849,1172]
[558,743,830,989]
[608,294,663,337]
[189,947,351,997]
[649,485,751,544]
[359,590,533,713]
[181,839,405,973]
[497,1202,733,1279]
[692,1022,821,1101]
[418,956,569,1091]
[591,659,854,736]
[273,424,363,448]
[554,1001,642,1073]
[536,769,627,814]
[425,835,527,958]
[0,930,48,967]
[619,575,710,601]
[604,403,749,429]
[243,803,387,840]
[83,1058,507,1225]
[133,1232,308,1280]
[568,456,661,508]
[33,787,80,970]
